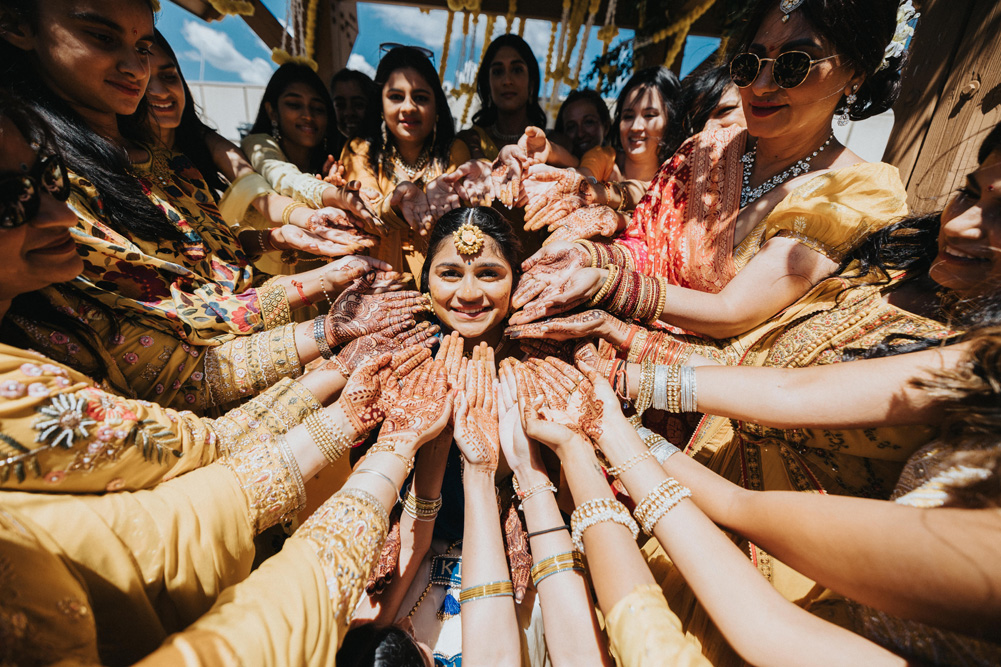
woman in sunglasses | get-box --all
[511,0,911,344]
[339,46,471,282]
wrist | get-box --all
[512,464,549,488]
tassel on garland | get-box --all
[438,588,462,620]
[430,554,463,621]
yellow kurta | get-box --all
[340,137,471,279]
[0,341,319,493]
[605,584,713,667]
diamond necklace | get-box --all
[391,147,430,182]
[740,133,834,208]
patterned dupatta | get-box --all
[619,126,746,293]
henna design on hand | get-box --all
[522,168,585,230]
[502,497,532,602]
[366,503,402,594]
[379,358,452,449]
[338,352,391,437]
[326,281,425,346]
[505,309,609,341]
[543,204,620,246]
[511,244,589,311]
[453,350,500,472]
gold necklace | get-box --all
[391,147,430,182]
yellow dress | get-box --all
[605,584,713,667]
[0,341,319,493]
[68,146,290,346]
[0,459,386,666]
[636,272,956,666]
[340,137,471,280]
[579,145,619,182]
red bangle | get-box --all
[290,279,313,307]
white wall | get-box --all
[187,81,266,140]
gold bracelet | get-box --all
[259,283,291,330]
[403,485,442,521]
[575,240,599,268]
[650,276,668,325]
[587,263,618,307]
[627,329,648,364]
[303,411,349,463]
[368,444,415,474]
[458,580,514,604]
[635,360,655,416]
[530,551,586,585]
[282,201,309,226]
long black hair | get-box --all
[366,46,456,176]
[471,34,547,130]
[730,0,908,121]
[681,64,735,137]
[249,63,337,173]
[610,67,684,164]
[150,31,228,199]
[0,0,184,243]
[336,624,425,667]
[420,207,523,289]
[0,93,120,383]
[329,67,381,155]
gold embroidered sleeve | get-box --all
[203,323,303,406]
[169,488,389,666]
[258,283,292,331]
[218,434,306,534]
[207,375,320,456]
[242,133,328,208]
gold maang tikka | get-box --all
[452,222,485,256]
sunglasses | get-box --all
[379,42,436,66]
[729,51,839,89]
[0,154,70,229]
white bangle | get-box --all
[679,365,698,413]
[652,364,669,411]
[570,497,639,554]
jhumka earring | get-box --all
[271,119,281,141]
[838,91,857,126]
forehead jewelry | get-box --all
[453,222,485,256]
[779,0,805,22]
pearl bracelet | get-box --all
[633,477,692,535]
[570,497,639,554]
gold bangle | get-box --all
[368,443,415,474]
[633,477,692,535]
[403,485,442,521]
[458,580,514,604]
[575,240,599,268]
[649,276,668,325]
[587,264,618,307]
[259,283,291,330]
[282,201,309,226]
[627,329,648,364]
[635,360,655,416]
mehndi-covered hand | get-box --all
[390,181,433,238]
[509,262,605,327]
[453,343,500,474]
[522,164,585,231]
[336,319,440,375]
[319,255,398,295]
[510,241,590,312]
[269,223,375,258]
[335,351,392,439]
[491,152,525,209]
[506,309,630,348]
[325,182,385,235]
[543,204,620,246]
[378,357,453,452]
[376,345,433,415]
[325,280,425,346]
[425,171,464,222]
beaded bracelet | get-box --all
[514,480,557,509]
[458,580,514,604]
[530,551,586,586]
[303,410,351,464]
[633,420,681,464]
[633,477,692,535]
[403,484,442,521]
[367,444,415,475]
[604,450,653,478]
[312,315,334,359]
[570,497,639,553]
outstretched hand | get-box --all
[522,164,585,231]
[378,357,454,453]
[453,343,500,473]
[325,280,425,346]
[506,309,630,348]
[543,204,620,246]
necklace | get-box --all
[147,147,175,190]
[740,133,834,208]
[488,123,523,144]
[391,147,430,182]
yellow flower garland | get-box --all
[439,10,456,81]
[303,0,319,60]
[208,0,254,16]
[505,0,517,33]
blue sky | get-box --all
[156,1,719,96]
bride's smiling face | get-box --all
[427,236,513,341]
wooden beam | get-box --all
[884,0,1001,212]
[359,0,645,29]
[241,0,287,51]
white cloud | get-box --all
[346,53,376,78]
[180,21,275,85]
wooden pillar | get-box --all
[883,0,1001,213]
[315,0,359,86]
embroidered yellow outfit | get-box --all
[0,341,319,493]
[339,138,471,279]
[67,146,290,346]
[0,464,386,666]
[636,273,957,666]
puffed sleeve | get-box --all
[754,162,908,264]
[147,487,389,667]
[217,171,275,227]
[0,343,320,493]
[579,145,618,182]
[242,133,329,208]
[605,584,712,667]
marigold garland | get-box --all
[303,0,319,60]
[633,0,717,69]
[208,0,254,16]
[439,10,456,81]
[505,0,518,32]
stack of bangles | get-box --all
[652,364,698,413]
[302,410,353,464]
[570,497,640,554]
[589,264,668,325]
[635,360,655,416]
[458,580,514,605]
[403,485,442,521]
[530,550,586,586]
[629,416,681,464]
[574,239,635,271]
[633,477,692,535]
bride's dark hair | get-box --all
[419,207,523,289]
